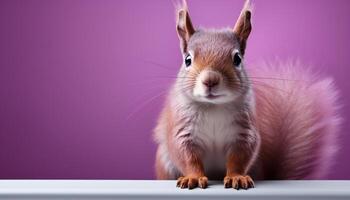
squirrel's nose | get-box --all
[202,72,220,88]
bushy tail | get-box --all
[249,61,341,179]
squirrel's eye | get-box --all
[233,52,242,67]
[185,54,192,67]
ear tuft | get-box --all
[175,0,195,53]
[233,0,253,55]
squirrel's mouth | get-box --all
[205,94,225,99]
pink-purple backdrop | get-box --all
[0,0,349,179]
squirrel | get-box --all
[153,0,340,190]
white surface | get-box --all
[0,180,349,199]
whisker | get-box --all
[137,59,175,71]
[242,76,309,83]
[144,76,188,79]
[247,82,290,94]
[126,90,168,121]
[126,79,174,87]
[227,78,291,94]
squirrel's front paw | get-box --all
[176,176,208,189]
[224,175,254,190]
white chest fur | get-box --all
[191,105,242,176]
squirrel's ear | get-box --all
[176,1,195,53]
[233,0,252,55]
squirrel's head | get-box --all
[175,0,252,104]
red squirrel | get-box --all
[154,0,340,189]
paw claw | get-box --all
[224,176,232,188]
[176,177,184,187]
[198,176,208,189]
[176,176,208,189]
[223,175,255,190]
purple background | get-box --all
[0,0,349,179]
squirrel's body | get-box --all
[155,80,257,180]
[154,0,340,189]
